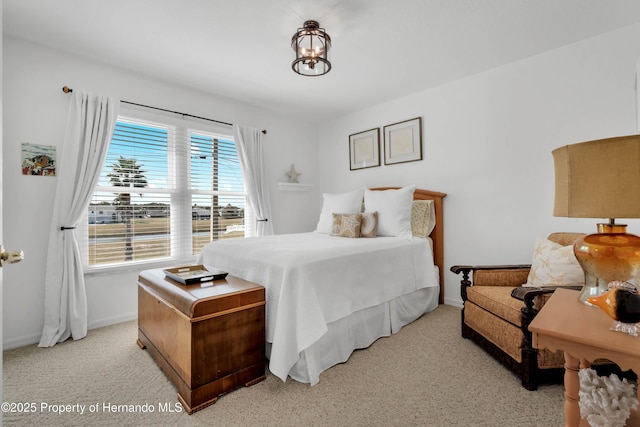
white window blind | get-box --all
[83,111,248,269]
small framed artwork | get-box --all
[349,128,380,170]
[383,117,422,165]
[21,142,57,176]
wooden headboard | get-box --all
[372,187,447,304]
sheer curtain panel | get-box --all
[39,91,119,347]
[233,125,274,236]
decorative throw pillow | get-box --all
[360,211,378,238]
[330,213,362,238]
[316,187,365,233]
[363,185,416,238]
[411,200,435,238]
[523,237,584,287]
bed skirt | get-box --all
[265,285,439,385]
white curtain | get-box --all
[233,125,274,236]
[39,91,119,347]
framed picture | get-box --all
[383,117,422,165]
[349,128,380,170]
[21,142,57,176]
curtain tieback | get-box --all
[257,218,269,222]
[60,226,76,230]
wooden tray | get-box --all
[163,265,228,285]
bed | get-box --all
[196,186,446,385]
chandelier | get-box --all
[291,20,332,76]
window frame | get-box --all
[81,106,249,274]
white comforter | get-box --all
[196,232,438,382]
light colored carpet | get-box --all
[3,305,564,426]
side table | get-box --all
[529,288,640,427]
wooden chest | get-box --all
[137,269,266,414]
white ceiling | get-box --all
[5,0,640,123]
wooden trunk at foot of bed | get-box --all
[136,269,266,413]
[372,187,447,304]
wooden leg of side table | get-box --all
[563,352,592,427]
[564,352,581,427]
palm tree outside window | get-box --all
[107,157,148,261]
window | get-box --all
[83,111,248,269]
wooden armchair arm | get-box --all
[450,264,531,301]
[511,285,582,317]
[450,264,532,275]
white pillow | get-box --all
[523,237,584,287]
[363,185,416,238]
[316,187,365,233]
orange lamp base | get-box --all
[573,223,640,305]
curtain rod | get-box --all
[62,86,266,134]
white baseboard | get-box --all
[444,296,463,308]
[88,312,137,330]
[3,312,138,351]
[3,332,42,350]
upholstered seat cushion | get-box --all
[466,286,522,326]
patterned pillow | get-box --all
[411,200,435,238]
[331,213,362,238]
[360,211,378,238]
[522,237,584,287]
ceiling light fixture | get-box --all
[291,20,332,76]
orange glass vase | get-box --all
[573,223,640,305]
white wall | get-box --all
[318,23,640,307]
[2,37,321,348]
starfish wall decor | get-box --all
[287,164,302,183]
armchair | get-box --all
[451,232,584,390]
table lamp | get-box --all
[552,134,640,305]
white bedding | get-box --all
[196,231,439,383]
